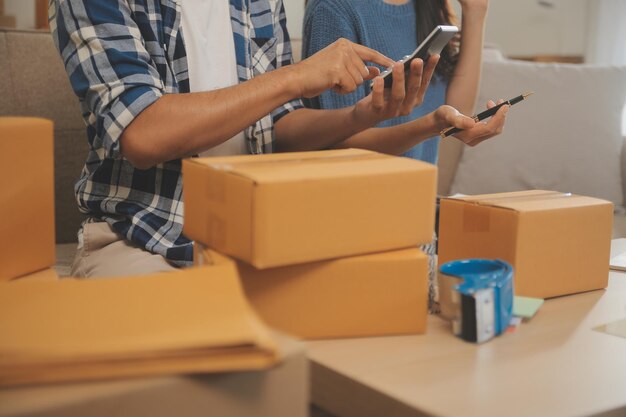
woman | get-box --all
[303,0,498,310]
[303,0,494,163]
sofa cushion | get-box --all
[450,60,626,210]
[0,29,87,243]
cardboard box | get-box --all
[0,332,307,417]
[12,268,59,283]
[195,245,429,339]
[183,149,437,269]
[438,190,613,298]
[0,118,55,281]
[0,262,279,387]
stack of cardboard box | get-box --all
[184,149,438,339]
[0,117,58,282]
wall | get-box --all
[284,0,306,40]
[480,0,588,57]
[4,0,35,29]
[6,0,590,58]
[285,0,589,58]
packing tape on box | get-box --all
[462,204,490,233]
[204,153,382,171]
[438,259,514,344]
[463,191,572,204]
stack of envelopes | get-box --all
[0,261,279,387]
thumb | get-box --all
[452,114,476,129]
[441,106,475,129]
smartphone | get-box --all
[374,25,459,89]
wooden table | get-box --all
[308,241,626,417]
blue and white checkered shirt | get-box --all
[49,0,303,266]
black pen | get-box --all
[440,92,534,138]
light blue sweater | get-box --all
[302,0,448,164]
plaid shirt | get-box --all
[49,0,303,266]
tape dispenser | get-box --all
[438,259,514,343]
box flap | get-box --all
[446,190,613,212]
[187,149,435,183]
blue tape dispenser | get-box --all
[439,259,514,343]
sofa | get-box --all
[2,29,624,277]
[437,47,626,238]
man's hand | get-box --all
[288,38,394,98]
[351,55,440,127]
[435,99,508,146]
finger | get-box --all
[446,109,476,130]
[400,59,423,115]
[436,105,475,132]
[415,54,439,104]
[455,124,490,145]
[483,104,508,131]
[487,100,496,109]
[365,66,381,80]
[336,74,358,94]
[346,61,365,87]
[349,49,370,79]
[465,105,509,145]
[390,61,406,109]
[352,43,395,68]
[426,54,440,71]
[371,77,385,111]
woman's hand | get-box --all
[435,99,508,146]
[351,55,439,127]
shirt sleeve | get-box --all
[302,0,368,111]
[269,0,304,124]
[49,0,165,159]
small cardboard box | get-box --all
[195,245,429,339]
[0,118,55,281]
[438,190,613,298]
[183,149,437,269]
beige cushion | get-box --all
[0,29,87,243]
[450,60,626,209]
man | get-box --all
[50,0,507,278]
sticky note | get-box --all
[610,252,626,272]
[513,296,544,319]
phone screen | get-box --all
[375,25,458,89]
